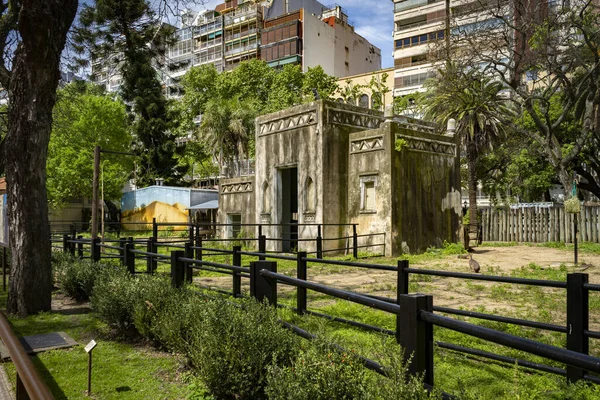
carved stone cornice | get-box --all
[350,135,384,154]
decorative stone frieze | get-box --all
[221,181,253,194]
[327,108,384,130]
[396,134,456,157]
[258,109,318,136]
[350,136,384,154]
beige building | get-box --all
[336,67,395,110]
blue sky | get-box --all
[196,0,394,68]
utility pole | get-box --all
[91,146,100,240]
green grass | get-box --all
[0,289,201,400]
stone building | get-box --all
[217,100,461,256]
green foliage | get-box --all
[53,254,104,302]
[302,66,339,101]
[369,72,391,111]
[90,265,138,333]
[395,138,408,152]
[74,0,180,186]
[265,340,369,400]
[47,83,132,208]
[266,64,305,113]
[186,297,298,400]
[564,197,581,213]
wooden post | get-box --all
[397,294,434,387]
[170,251,184,288]
[232,246,242,297]
[296,252,307,314]
[250,261,277,306]
[91,146,100,240]
[566,273,589,383]
[184,242,194,283]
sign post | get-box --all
[84,340,97,396]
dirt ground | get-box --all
[198,245,600,331]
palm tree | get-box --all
[421,64,513,248]
[199,97,258,177]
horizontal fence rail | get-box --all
[56,233,600,394]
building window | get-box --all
[227,214,242,238]
[359,94,369,109]
[360,176,377,212]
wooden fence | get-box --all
[481,206,600,243]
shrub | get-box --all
[90,265,138,334]
[53,254,103,302]
[132,277,204,353]
[186,297,298,400]
[265,340,369,400]
[368,338,439,400]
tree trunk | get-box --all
[467,139,479,248]
[5,0,78,316]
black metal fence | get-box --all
[55,236,600,394]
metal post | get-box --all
[87,349,92,396]
[232,246,242,297]
[574,216,578,266]
[297,252,307,315]
[316,225,323,259]
[258,224,263,240]
[77,235,84,258]
[397,260,409,297]
[62,234,70,253]
[171,250,185,288]
[91,238,101,262]
[152,218,157,242]
[123,243,135,275]
[352,224,358,259]
[566,273,589,383]
[184,242,194,283]
[91,145,100,240]
[250,261,277,305]
[146,237,154,274]
[397,294,434,387]
[258,235,266,261]
[118,238,126,266]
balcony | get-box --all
[197,52,223,64]
[394,0,443,13]
[224,28,258,42]
[224,6,261,26]
[225,43,258,57]
[197,38,223,50]
[195,21,223,36]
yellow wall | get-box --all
[336,68,395,110]
[121,201,189,231]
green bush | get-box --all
[186,297,298,400]
[265,340,369,400]
[53,254,104,302]
[90,265,138,333]
[132,277,204,353]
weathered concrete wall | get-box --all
[390,122,461,254]
[320,101,385,252]
[217,176,255,238]
[347,127,393,255]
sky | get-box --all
[195,0,394,68]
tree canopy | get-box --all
[47,83,133,208]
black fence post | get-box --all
[77,235,83,259]
[296,252,307,315]
[566,273,589,383]
[352,224,358,259]
[233,246,242,297]
[250,260,277,306]
[189,223,195,248]
[196,236,203,265]
[146,237,154,274]
[123,242,135,274]
[62,234,69,253]
[118,238,126,266]
[184,242,194,283]
[397,294,434,387]
[171,250,185,288]
[397,260,409,298]
[152,218,158,242]
[258,235,266,261]
[91,238,101,262]
[316,225,323,259]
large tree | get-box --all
[446,0,600,199]
[74,0,182,186]
[0,0,78,315]
[47,83,132,208]
[421,64,513,247]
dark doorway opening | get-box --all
[280,167,298,252]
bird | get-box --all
[469,254,480,273]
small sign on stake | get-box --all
[85,340,97,396]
